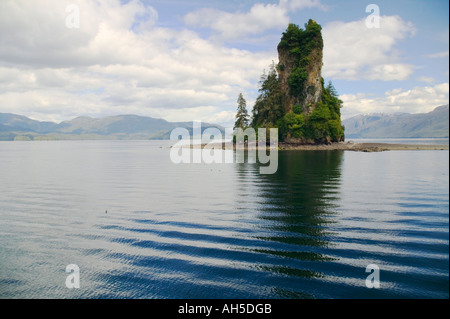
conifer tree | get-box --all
[251,62,283,128]
[234,93,250,129]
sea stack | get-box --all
[277,19,324,115]
[251,19,345,144]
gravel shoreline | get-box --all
[278,141,449,152]
[187,141,449,152]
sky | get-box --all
[0,0,448,126]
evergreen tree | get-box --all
[326,81,339,98]
[251,62,283,128]
[234,93,250,129]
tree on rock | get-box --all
[250,21,345,144]
[234,93,250,129]
[250,61,283,128]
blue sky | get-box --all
[0,0,448,125]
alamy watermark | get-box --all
[65,264,80,289]
[365,4,380,29]
[365,264,380,288]
[169,122,278,174]
[65,4,80,29]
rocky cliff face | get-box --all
[250,20,345,144]
[277,20,323,114]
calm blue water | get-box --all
[0,140,448,299]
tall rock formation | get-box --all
[251,20,345,144]
[277,20,324,115]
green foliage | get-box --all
[251,62,283,128]
[234,93,250,129]
[288,67,308,97]
[293,104,302,115]
[278,23,303,51]
[280,112,306,139]
[279,20,323,101]
[252,21,345,144]
[278,80,345,143]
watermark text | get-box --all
[170,122,278,174]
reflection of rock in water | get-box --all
[234,150,343,298]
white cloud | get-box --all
[426,51,449,58]
[416,76,435,83]
[0,0,159,67]
[279,0,327,11]
[184,0,325,41]
[0,0,443,127]
[340,83,449,119]
[184,5,287,40]
[0,0,273,124]
[323,15,416,81]
[205,110,236,125]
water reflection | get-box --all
[234,150,344,298]
[1,141,446,299]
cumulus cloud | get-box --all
[279,0,327,11]
[323,15,416,81]
[0,0,273,123]
[184,0,325,41]
[0,0,443,124]
[340,83,449,119]
[184,5,288,40]
[0,0,160,68]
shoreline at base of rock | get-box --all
[278,141,449,152]
[185,141,449,152]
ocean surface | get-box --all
[0,139,448,299]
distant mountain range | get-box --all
[0,113,224,141]
[342,105,449,139]
[1,105,449,141]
